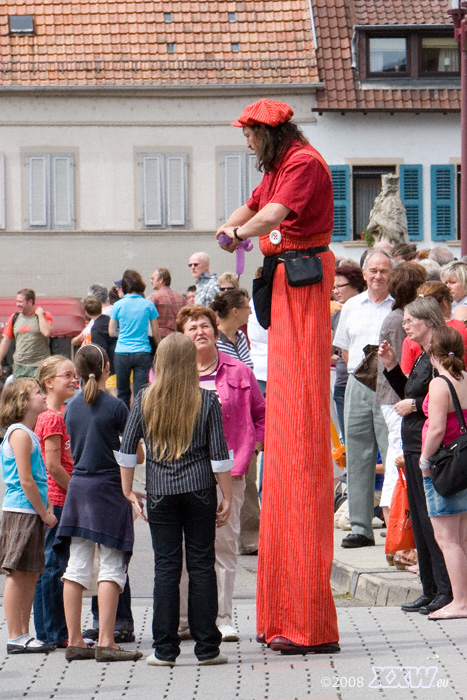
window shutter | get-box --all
[431,164,455,240]
[28,155,48,228]
[330,165,351,241]
[52,155,74,229]
[223,154,244,220]
[247,153,262,194]
[166,155,186,226]
[400,164,423,241]
[0,154,5,230]
[142,156,163,226]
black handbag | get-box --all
[353,344,379,392]
[279,247,327,288]
[431,375,467,497]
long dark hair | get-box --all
[251,121,308,172]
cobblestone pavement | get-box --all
[1,598,466,700]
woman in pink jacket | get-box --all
[177,306,265,642]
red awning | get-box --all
[0,298,85,338]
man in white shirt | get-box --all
[334,249,394,548]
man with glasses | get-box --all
[334,249,394,548]
[189,252,219,307]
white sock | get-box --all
[8,634,29,644]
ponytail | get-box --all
[74,344,108,404]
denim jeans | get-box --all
[91,577,134,632]
[33,505,67,645]
[114,351,153,408]
[147,486,221,662]
[333,384,346,442]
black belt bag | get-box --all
[279,247,328,287]
[252,246,329,329]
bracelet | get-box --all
[233,226,243,241]
[419,456,432,470]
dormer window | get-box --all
[361,29,460,81]
[9,15,35,36]
[369,37,407,74]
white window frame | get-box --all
[140,153,188,229]
[26,154,75,230]
[221,151,262,221]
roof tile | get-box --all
[2,0,319,86]
[314,0,460,112]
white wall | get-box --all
[303,111,461,262]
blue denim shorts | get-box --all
[424,476,467,517]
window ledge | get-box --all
[360,78,460,90]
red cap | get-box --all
[231,99,294,127]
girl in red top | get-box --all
[33,355,77,647]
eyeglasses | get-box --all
[55,373,80,381]
[402,318,419,328]
[188,263,200,268]
[332,283,350,290]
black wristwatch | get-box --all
[233,226,242,241]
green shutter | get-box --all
[330,165,350,241]
[400,164,423,241]
[431,164,455,240]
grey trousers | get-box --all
[344,374,389,539]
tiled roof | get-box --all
[313,0,461,112]
[0,1,319,87]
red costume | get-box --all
[247,141,339,647]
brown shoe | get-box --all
[95,645,143,662]
[65,645,96,661]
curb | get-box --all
[331,558,423,606]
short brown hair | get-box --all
[83,295,102,317]
[157,268,171,287]
[0,378,41,428]
[387,262,427,310]
[176,305,218,336]
[122,269,146,295]
[17,288,35,303]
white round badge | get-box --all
[269,229,282,245]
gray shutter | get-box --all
[52,155,74,228]
[166,155,186,226]
[223,154,244,220]
[28,155,48,228]
[247,153,262,194]
[0,154,5,230]
[142,156,163,226]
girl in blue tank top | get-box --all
[0,377,58,655]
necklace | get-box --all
[198,353,218,373]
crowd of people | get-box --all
[3,97,467,670]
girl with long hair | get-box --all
[33,355,77,648]
[0,378,57,654]
[116,333,233,666]
[55,344,143,662]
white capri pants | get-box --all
[63,537,127,592]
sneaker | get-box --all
[95,645,143,662]
[7,637,56,655]
[218,624,239,642]
[146,653,176,666]
[113,629,135,644]
[199,652,228,666]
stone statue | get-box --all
[366,173,409,245]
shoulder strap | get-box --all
[438,375,467,435]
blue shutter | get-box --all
[431,165,455,240]
[330,165,350,241]
[400,165,423,241]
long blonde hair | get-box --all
[141,334,201,461]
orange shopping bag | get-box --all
[385,468,415,555]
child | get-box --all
[0,378,57,654]
[33,356,78,647]
[116,333,233,666]
[54,344,143,662]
